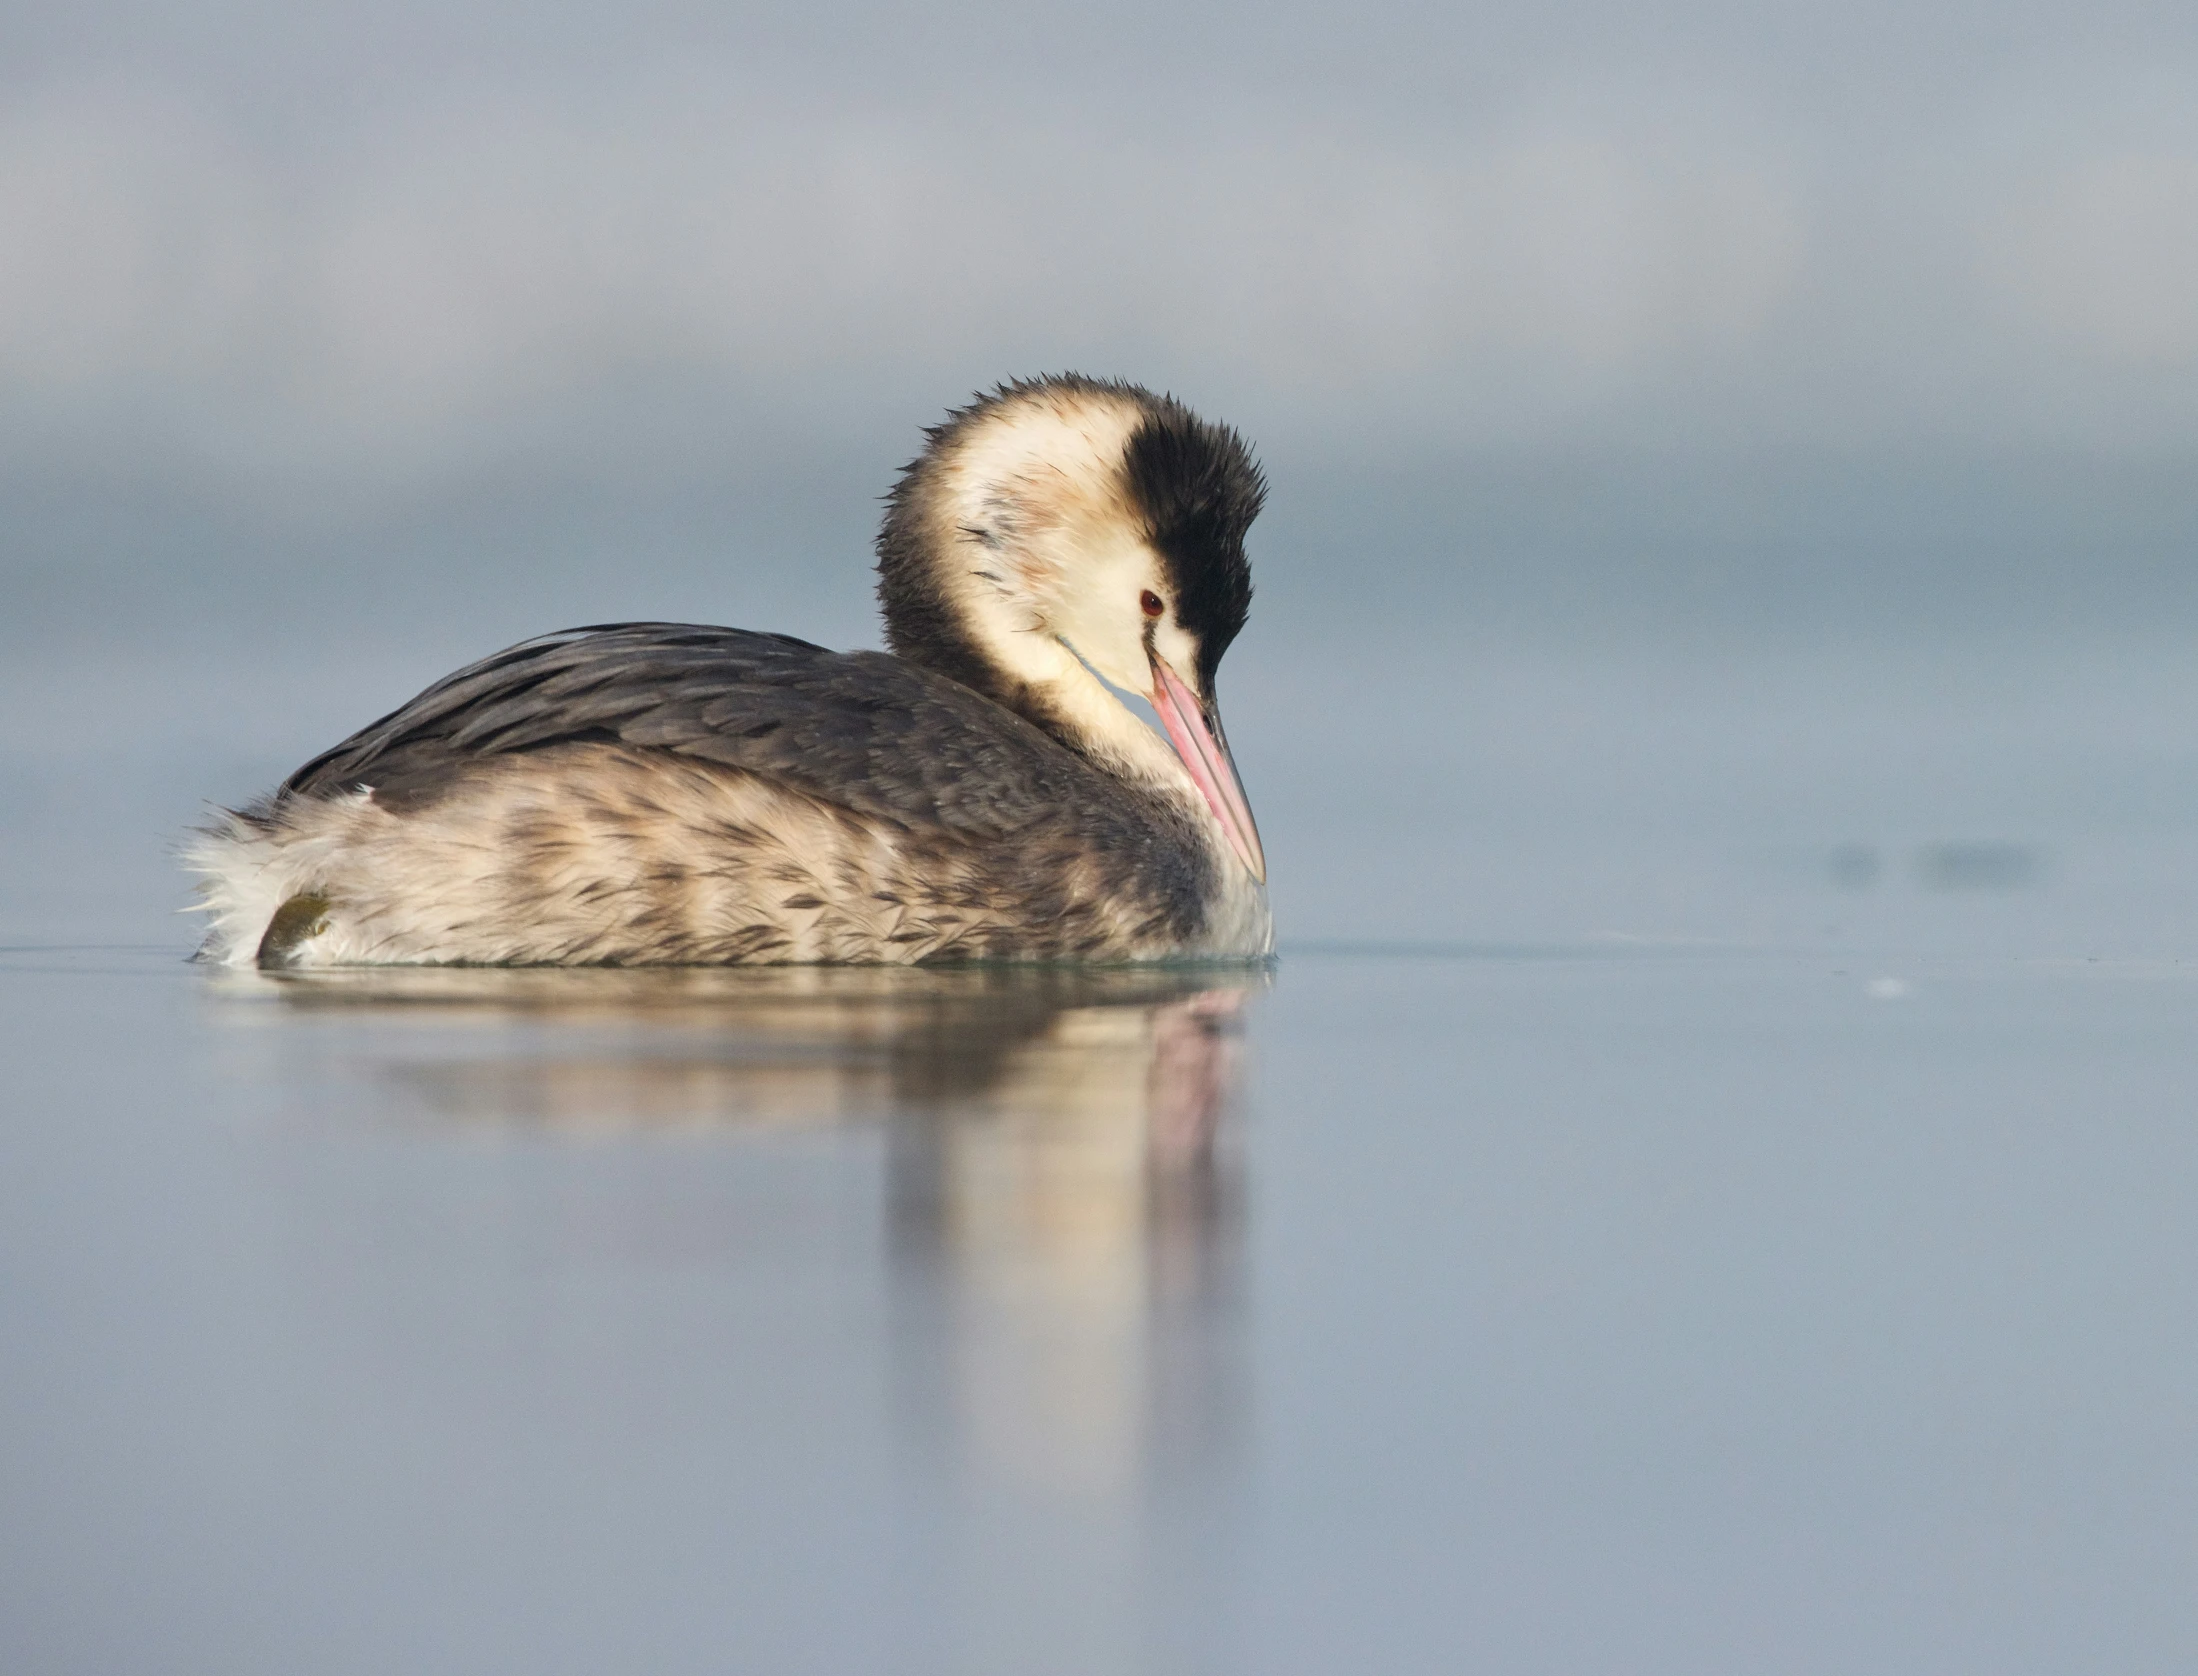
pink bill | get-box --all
[1150,654,1266,884]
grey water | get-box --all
[8,467,2198,1673]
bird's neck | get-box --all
[897,606,1190,796]
[1008,637,1195,793]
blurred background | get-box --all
[7,0,2198,946]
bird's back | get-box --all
[191,624,1227,967]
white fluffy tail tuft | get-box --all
[181,794,373,968]
[181,811,288,967]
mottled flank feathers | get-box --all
[189,624,1244,967]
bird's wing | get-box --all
[278,622,1096,838]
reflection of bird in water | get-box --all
[237,964,1252,1140]
[189,375,1270,968]
[889,985,1247,1504]
[225,964,1250,1510]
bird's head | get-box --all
[878,375,1266,883]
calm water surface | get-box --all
[6,933,2198,1673]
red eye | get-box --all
[1140,590,1165,618]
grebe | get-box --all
[188,376,1272,967]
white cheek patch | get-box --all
[929,394,1153,683]
[1044,537,1165,695]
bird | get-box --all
[187,375,1272,968]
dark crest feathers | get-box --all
[1119,396,1263,690]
